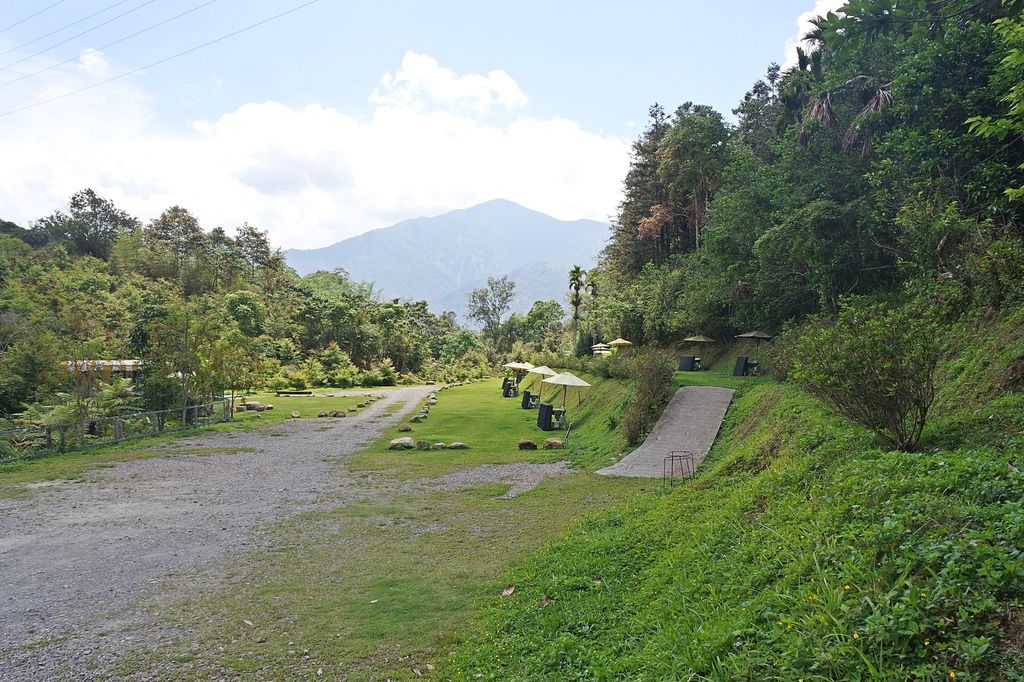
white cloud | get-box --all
[371,51,528,114]
[782,0,846,70]
[0,50,627,250]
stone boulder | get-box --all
[264,404,273,411]
[318,411,328,418]
[432,442,446,450]
[388,437,415,450]
[410,415,423,423]
[416,440,431,450]
[518,439,538,450]
[543,438,564,449]
[448,442,469,450]
[290,411,301,418]
[398,424,413,432]
[348,407,358,412]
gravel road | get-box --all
[0,386,435,681]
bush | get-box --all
[622,349,675,446]
[790,299,942,451]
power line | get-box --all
[0,0,161,73]
[0,0,134,58]
[0,0,323,119]
[0,0,221,90]
[0,1,67,35]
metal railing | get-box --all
[0,399,231,464]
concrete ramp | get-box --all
[597,386,735,478]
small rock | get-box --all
[416,440,431,450]
[318,412,328,418]
[327,410,338,417]
[518,439,538,450]
[427,398,437,405]
[290,411,301,419]
[448,442,469,450]
[426,380,436,385]
[388,437,415,450]
[335,410,346,417]
[348,407,358,412]
[264,404,273,411]
[410,415,423,423]
[356,403,366,408]
[543,438,563,449]
[432,443,446,450]
[399,424,413,432]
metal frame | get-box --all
[663,450,696,485]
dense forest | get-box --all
[0,195,568,420]
[572,0,1023,349]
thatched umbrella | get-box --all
[683,335,716,343]
[541,372,592,408]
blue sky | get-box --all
[0,0,840,248]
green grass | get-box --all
[233,392,378,421]
[144,376,652,680]
[443,339,1024,679]
[351,376,633,478]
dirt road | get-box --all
[0,386,435,681]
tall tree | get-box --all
[34,189,139,259]
[467,276,516,351]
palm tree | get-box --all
[568,265,585,342]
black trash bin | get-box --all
[537,402,554,430]
[679,355,696,372]
[733,356,749,377]
[521,390,532,409]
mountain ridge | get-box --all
[284,199,609,319]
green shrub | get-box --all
[622,349,675,446]
[791,299,942,451]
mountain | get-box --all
[284,199,609,321]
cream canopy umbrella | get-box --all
[541,372,592,407]
[608,338,633,351]
[526,365,557,392]
[683,335,716,343]
[502,361,534,373]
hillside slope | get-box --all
[283,200,608,317]
[444,311,1024,680]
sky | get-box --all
[0,0,843,250]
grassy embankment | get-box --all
[444,313,1024,680]
[149,374,652,680]
[0,392,373,492]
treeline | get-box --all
[578,0,1024,345]
[0,192,563,418]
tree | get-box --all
[146,206,205,269]
[34,189,139,259]
[235,222,272,278]
[568,265,585,343]
[467,276,516,350]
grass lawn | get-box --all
[350,375,631,478]
[150,376,654,680]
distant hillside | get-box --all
[284,199,609,320]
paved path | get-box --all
[597,386,735,478]
[0,386,434,681]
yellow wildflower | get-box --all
[853,632,860,640]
